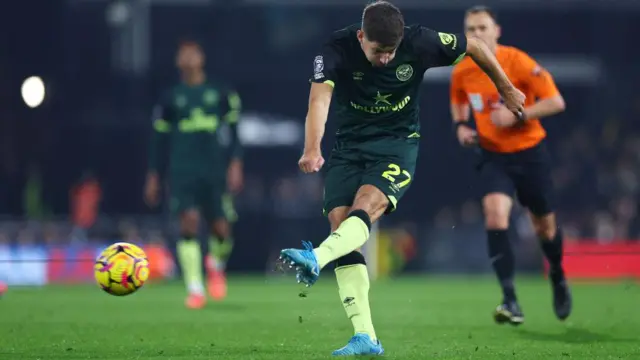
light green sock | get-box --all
[176,239,204,294]
[209,236,234,270]
[313,216,370,269]
[336,264,377,341]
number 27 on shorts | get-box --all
[381,163,411,190]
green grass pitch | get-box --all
[1,276,639,359]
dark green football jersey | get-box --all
[148,82,242,177]
[311,24,467,141]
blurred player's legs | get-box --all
[0,281,7,297]
[207,219,232,300]
[205,191,237,301]
[170,176,207,308]
[176,208,207,309]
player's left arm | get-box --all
[148,94,176,177]
[518,53,566,120]
[223,90,243,193]
[223,90,243,162]
[145,93,173,207]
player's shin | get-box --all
[487,229,517,302]
[209,236,234,270]
[313,210,371,269]
[539,228,563,270]
[177,237,205,294]
[335,251,377,341]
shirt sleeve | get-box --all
[222,90,243,160]
[148,92,173,172]
[410,26,467,68]
[450,69,468,105]
[222,90,242,125]
[309,39,345,88]
[516,52,560,100]
[151,92,174,134]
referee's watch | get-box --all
[516,110,527,123]
[453,121,471,133]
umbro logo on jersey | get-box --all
[343,297,355,304]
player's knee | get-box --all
[211,219,230,239]
[483,204,510,229]
[484,212,509,230]
[328,207,350,232]
[334,250,366,268]
[180,209,200,236]
[531,213,557,240]
[483,194,511,230]
[351,185,388,222]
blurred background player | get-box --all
[450,6,571,325]
[280,1,524,355]
[145,40,243,309]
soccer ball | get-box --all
[94,242,150,296]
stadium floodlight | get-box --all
[21,76,46,108]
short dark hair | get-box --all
[362,1,405,48]
[178,39,203,51]
[465,5,498,23]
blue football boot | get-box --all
[279,241,320,286]
[332,333,384,356]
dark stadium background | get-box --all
[1,0,639,280]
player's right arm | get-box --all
[464,37,525,117]
[449,69,477,147]
[300,82,332,173]
[145,94,173,207]
[299,40,343,174]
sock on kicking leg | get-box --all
[539,228,564,270]
[313,210,371,269]
[335,251,377,341]
[177,237,204,295]
[209,236,234,271]
[487,229,517,302]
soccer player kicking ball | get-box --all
[145,40,243,309]
[279,1,525,356]
[450,6,571,325]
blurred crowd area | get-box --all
[554,114,640,241]
[1,1,640,252]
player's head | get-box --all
[176,40,205,72]
[464,6,501,50]
[358,1,405,67]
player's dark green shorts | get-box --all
[323,136,419,215]
[169,173,237,222]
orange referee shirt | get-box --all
[450,45,560,153]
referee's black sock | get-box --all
[540,228,564,271]
[487,229,517,303]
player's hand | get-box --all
[227,160,244,194]
[499,85,526,120]
[144,173,160,207]
[456,124,478,147]
[490,105,521,128]
[298,149,325,173]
